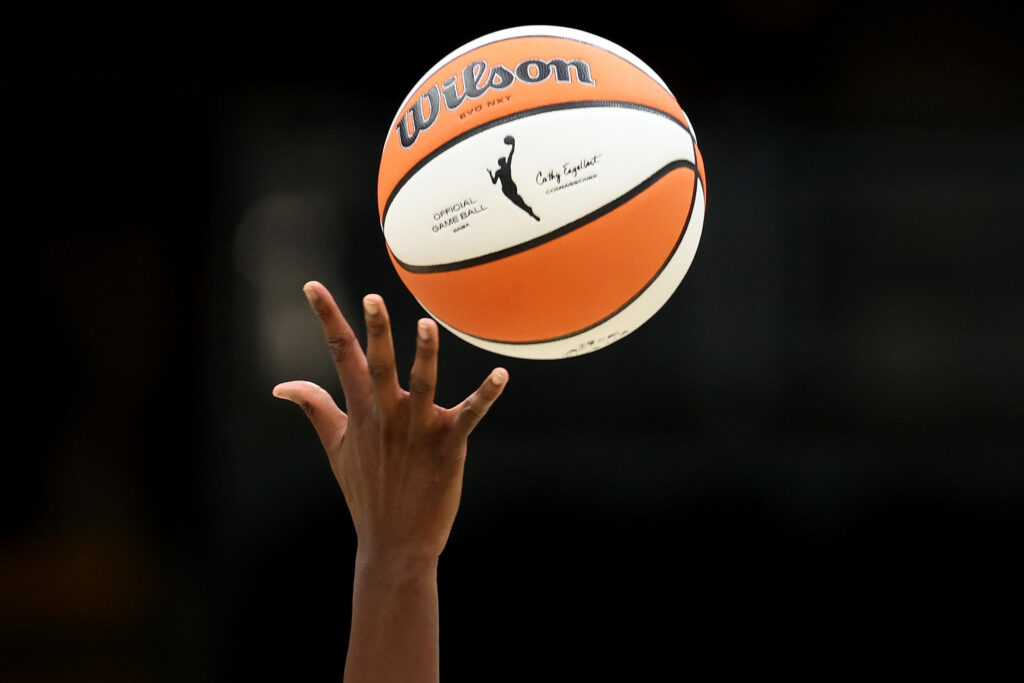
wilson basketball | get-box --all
[378,25,707,359]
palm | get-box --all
[274,281,507,562]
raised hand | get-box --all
[273,280,508,682]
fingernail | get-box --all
[302,283,317,305]
[490,369,508,386]
[417,319,431,341]
[363,296,379,316]
[272,386,294,402]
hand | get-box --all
[273,281,508,564]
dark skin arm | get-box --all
[273,281,508,683]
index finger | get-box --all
[302,281,372,415]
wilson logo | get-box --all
[396,58,595,149]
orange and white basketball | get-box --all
[378,25,707,359]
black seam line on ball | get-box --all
[392,159,695,274]
[437,172,702,347]
[381,100,693,225]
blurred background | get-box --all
[4,1,1023,679]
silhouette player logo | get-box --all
[487,135,540,221]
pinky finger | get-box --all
[451,368,509,439]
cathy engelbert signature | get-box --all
[536,154,602,192]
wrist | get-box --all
[355,544,439,583]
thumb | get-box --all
[273,380,348,449]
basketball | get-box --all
[378,25,707,359]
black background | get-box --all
[4,2,1023,680]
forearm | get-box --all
[345,549,441,683]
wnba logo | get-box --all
[487,135,540,221]
[396,58,596,148]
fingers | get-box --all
[302,282,500,437]
[362,294,400,413]
[408,318,439,427]
[451,368,509,440]
[303,281,371,415]
[273,380,348,450]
